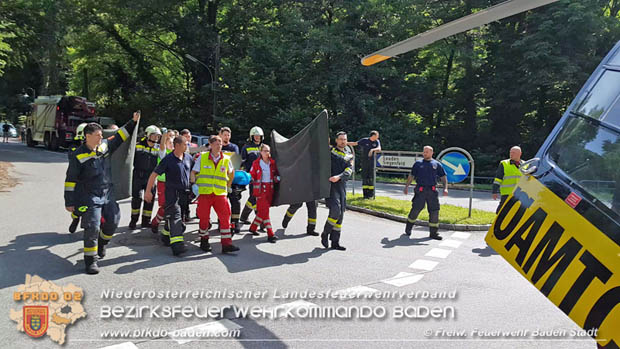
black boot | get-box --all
[330,242,346,251]
[200,239,212,252]
[128,216,138,230]
[222,244,240,254]
[84,256,99,274]
[404,222,414,236]
[321,233,329,248]
[239,206,252,224]
[171,242,187,256]
[97,237,107,259]
[161,234,170,246]
[151,220,159,234]
[306,226,319,236]
[429,232,443,240]
[141,216,151,229]
[267,235,278,243]
[69,218,79,234]
[231,223,240,236]
[282,215,291,229]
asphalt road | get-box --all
[0,140,595,349]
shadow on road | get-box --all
[380,234,431,248]
[91,224,330,275]
[0,232,82,288]
[472,245,498,257]
[217,306,287,349]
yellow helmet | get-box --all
[75,123,88,140]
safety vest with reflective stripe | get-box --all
[157,149,172,182]
[196,151,231,196]
[495,159,522,196]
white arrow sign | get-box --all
[441,159,466,175]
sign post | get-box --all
[437,147,475,217]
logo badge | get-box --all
[23,306,48,338]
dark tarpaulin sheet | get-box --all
[104,120,140,200]
[270,110,330,206]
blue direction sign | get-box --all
[439,152,470,183]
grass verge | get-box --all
[347,193,495,225]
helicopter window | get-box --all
[574,70,620,120]
[610,48,620,66]
[548,116,620,216]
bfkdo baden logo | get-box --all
[23,305,49,337]
[10,274,87,345]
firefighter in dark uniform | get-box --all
[129,125,162,230]
[68,123,88,234]
[281,201,319,236]
[220,127,244,235]
[145,136,194,256]
[64,112,139,274]
[239,126,264,231]
[348,131,381,199]
[321,131,353,251]
[403,145,448,240]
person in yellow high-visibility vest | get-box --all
[492,146,523,213]
[190,135,240,254]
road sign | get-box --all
[376,153,417,169]
[439,151,470,183]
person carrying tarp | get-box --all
[321,131,353,251]
[64,112,140,274]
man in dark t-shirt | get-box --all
[145,136,194,256]
[403,145,448,240]
[348,130,381,198]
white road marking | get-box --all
[408,259,439,271]
[169,319,242,344]
[425,248,452,259]
[439,239,463,248]
[333,285,380,298]
[381,272,424,287]
[450,232,471,239]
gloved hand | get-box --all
[192,183,199,197]
[275,176,281,183]
[227,187,232,194]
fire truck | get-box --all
[25,95,114,150]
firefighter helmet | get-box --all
[145,125,162,137]
[74,123,88,140]
[249,126,264,137]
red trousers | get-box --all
[197,194,232,246]
[250,183,274,237]
[151,181,166,226]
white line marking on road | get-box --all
[169,319,242,344]
[381,272,424,287]
[451,232,471,239]
[425,248,452,259]
[272,300,318,318]
[100,343,139,349]
[439,239,463,248]
[408,259,439,271]
[334,285,380,298]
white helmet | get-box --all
[145,125,162,137]
[75,123,88,140]
[249,126,264,137]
